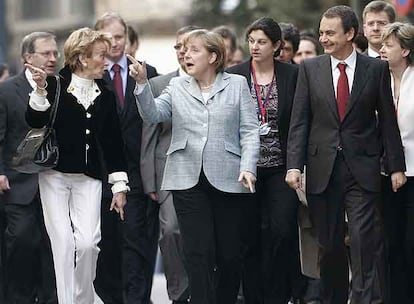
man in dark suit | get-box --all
[0,32,57,304]
[94,12,159,304]
[362,0,396,58]
[285,5,406,304]
[140,25,200,304]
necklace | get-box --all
[200,83,214,90]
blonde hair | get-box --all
[183,29,226,73]
[382,22,414,65]
[63,27,111,72]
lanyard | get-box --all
[251,62,275,123]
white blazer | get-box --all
[393,66,414,176]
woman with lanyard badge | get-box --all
[227,17,305,304]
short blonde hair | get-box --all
[183,29,226,73]
[382,22,414,65]
[64,27,111,72]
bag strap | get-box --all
[47,75,61,127]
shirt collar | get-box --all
[330,48,357,72]
[107,54,128,72]
[367,47,380,58]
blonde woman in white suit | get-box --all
[129,29,259,304]
[380,22,414,304]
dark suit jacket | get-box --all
[0,72,38,205]
[103,59,158,193]
[141,70,178,203]
[287,53,405,194]
[226,58,299,163]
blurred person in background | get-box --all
[0,63,9,82]
[293,34,319,64]
[130,29,259,304]
[140,25,201,304]
[212,25,238,67]
[94,12,159,304]
[228,45,246,67]
[277,22,300,64]
[227,17,305,304]
[126,25,140,58]
[363,0,396,58]
[380,22,414,304]
[353,33,368,54]
[25,27,128,304]
[0,32,57,304]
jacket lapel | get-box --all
[209,72,230,101]
[15,72,32,106]
[316,55,339,122]
[275,61,287,117]
[343,54,370,120]
[184,77,204,104]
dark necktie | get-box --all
[112,63,124,107]
[337,63,349,121]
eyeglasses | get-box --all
[32,51,60,59]
[173,43,184,50]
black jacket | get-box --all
[26,66,127,181]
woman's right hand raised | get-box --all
[126,54,147,84]
[24,63,47,89]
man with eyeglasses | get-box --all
[362,0,396,58]
[140,25,200,304]
[0,32,58,304]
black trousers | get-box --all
[308,155,385,304]
[2,196,56,304]
[258,167,305,303]
[241,167,305,304]
[95,186,124,304]
[172,172,253,304]
[381,176,414,304]
[95,186,159,304]
[122,191,159,304]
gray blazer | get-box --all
[141,70,177,203]
[136,72,259,193]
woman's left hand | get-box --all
[110,192,127,220]
[238,171,256,193]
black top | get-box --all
[226,58,299,167]
[26,66,127,181]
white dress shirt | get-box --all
[330,49,357,98]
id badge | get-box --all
[259,122,271,136]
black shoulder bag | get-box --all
[11,75,61,174]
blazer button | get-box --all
[337,145,343,151]
[86,129,90,135]
[202,136,207,142]
[86,113,91,118]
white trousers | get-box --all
[39,170,102,304]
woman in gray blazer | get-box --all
[128,29,259,304]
